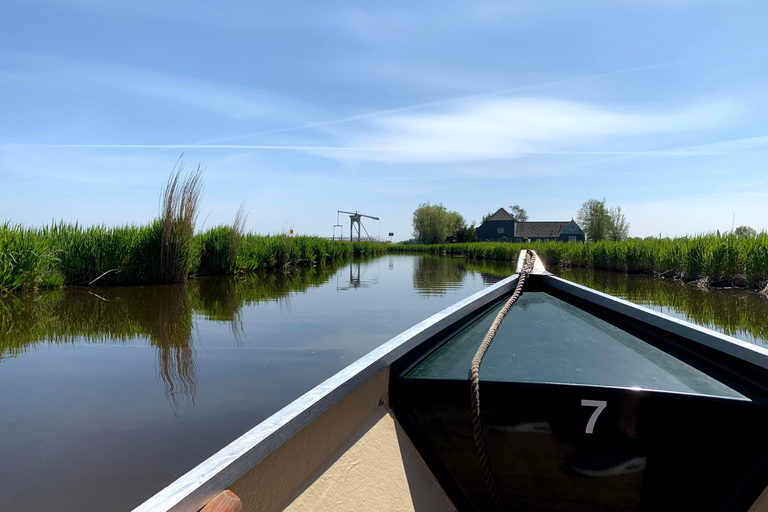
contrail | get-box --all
[192,56,715,145]
[8,143,735,156]
[17,144,389,151]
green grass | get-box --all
[390,234,768,290]
[0,220,386,293]
[0,222,63,294]
[0,162,383,294]
[235,235,381,272]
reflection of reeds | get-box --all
[556,268,768,344]
[0,284,199,407]
[0,258,348,405]
[153,283,197,408]
[391,235,768,290]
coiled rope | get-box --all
[469,250,537,512]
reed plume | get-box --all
[159,160,203,283]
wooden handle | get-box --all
[200,490,242,512]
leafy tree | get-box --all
[576,198,612,241]
[508,204,529,222]
[413,203,451,244]
[447,211,465,236]
[455,221,478,243]
[481,211,493,223]
[413,203,477,244]
[734,225,757,238]
[607,206,630,241]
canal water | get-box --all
[0,255,766,511]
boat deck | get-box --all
[407,291,747,400]
[393,280,768,511]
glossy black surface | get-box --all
[393,283,768,512]
[407,292,746,399]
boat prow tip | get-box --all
[516,249,550,275]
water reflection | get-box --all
[412,256,468,296]
[2,257,765,416]
[336,260,380,290]
[0,263,344,407]
[413,256,515,295]
[555,267,768,345]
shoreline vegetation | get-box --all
[5,231,767,295]
[1,165,383,294]
[0,222,384,294]
[2,165,766,296]
[389,237,768,294]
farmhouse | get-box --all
[475,208,585,243]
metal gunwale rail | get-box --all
[133,274,521,512]
[135,272,768,512]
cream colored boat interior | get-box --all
[226,367,455,512]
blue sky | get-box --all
[2,0,767,238]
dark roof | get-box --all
[515,221,570,238]
[484,208,516,222]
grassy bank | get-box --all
[0,163,384,294]
[390,235,768,291]
[0,221,384,294]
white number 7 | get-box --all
[581,400,607,434]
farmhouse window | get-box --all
[497,227,504,234]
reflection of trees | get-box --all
[0,262,345,408]
[557,268,768,344]
[412,257,518,295]
[412,256,467,297]
[460,260,516,285]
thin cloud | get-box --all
[4,143,746,156]
[195,56,717,145]
[314,96,743,163]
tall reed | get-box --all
[159,162,204,283]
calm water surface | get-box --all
[552,266,768,345]
[0,255,766,511]
[0,255,504,511]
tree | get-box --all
[455,221,478,243]
[447,210,465,236]
[508,204,528,222]
[576,198,612,241]
[607,206,630,241]
[412,203,477,244]
[734,225,757,238]
[481,211,493,223]
[412,203,455,244]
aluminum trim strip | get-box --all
[133,274,519,512]
[544,275,768,369]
